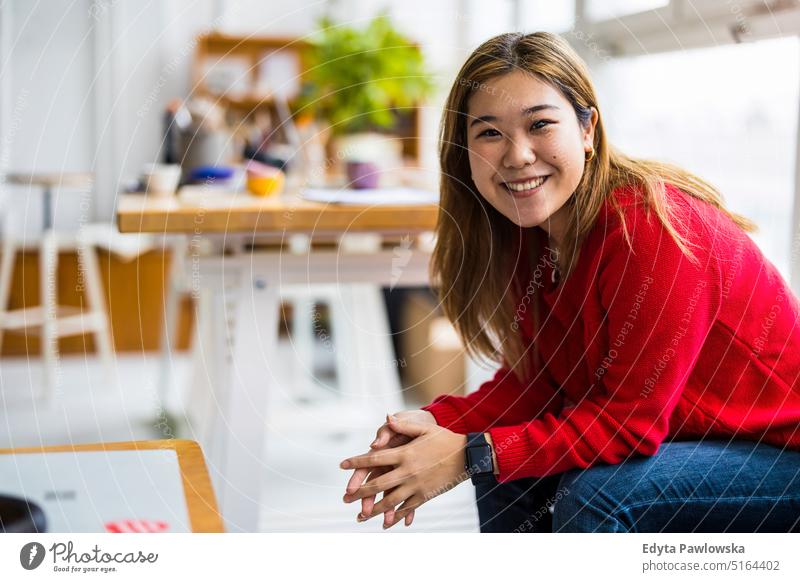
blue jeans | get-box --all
[475,440,800,532]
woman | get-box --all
[339,32,800,532]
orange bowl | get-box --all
[246,171,285,197]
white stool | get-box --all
[163,237,405,440]
[0,173,150,404]
[274,233,405,422]
[278,283,405,412]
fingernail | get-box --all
[339,460,351,469]
[357,513,366,522]
[370,439,378,447]
[388,414,398,422]
[382,523,389,530]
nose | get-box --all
[502,135,536,169]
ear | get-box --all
[582,107,599,151]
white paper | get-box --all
[0,450,191,533]
[301,187,439,206]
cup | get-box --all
[142,164,181,196]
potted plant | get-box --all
[299,15,435,188]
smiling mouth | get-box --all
[503,175,549,195]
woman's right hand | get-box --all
[346,410,436,527]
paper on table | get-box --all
[0,450,191,533]
[302,187,439,206]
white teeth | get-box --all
[506,176,547,192]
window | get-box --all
[466,0,515,47]
[595,37,799,278]
[586,0,669,21]
[520,0,575,33]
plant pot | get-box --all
[346,161,381,189]
[332,132,403,188]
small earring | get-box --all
[585,147,595,162]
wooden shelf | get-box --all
[191,31,423,161]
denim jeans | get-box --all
[475,440,800,532]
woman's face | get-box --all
[465,70,597,241]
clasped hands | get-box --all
[339,410,468,529]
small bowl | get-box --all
[246,169,285,197]
[187,165,235,184]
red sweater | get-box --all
[423,184,800,483]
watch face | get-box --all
[466,446,492,475]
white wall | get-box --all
[0,0,219,232]
[2,0,97,234]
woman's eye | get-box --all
[530,120,553,131]
[477,128,500,138]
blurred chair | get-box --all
[163,235,404,442]
[0,173,152,404]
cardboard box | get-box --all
[399,290,466,406]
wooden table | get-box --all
[116,189,438,531]
[0,439,224,533]
[117,190,438,234]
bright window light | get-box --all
[595,37,799,278]
[587,0,670,21]
[520,0,576,33]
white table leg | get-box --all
[157,236,188,413]
[209,266,279,532]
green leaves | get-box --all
[301,14,435,134]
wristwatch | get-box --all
[465,432,494,485]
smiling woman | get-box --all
[340,31,800,533]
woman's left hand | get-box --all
[340,415,468,528]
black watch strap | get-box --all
[465,432,494,485]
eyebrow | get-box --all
[469,104,561,128]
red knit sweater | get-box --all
[423,184,800,483]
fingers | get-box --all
[346,467,370,494]
[386,496,424,529]
[359,467,388,518]
[340,448,401,470]
[369,486,413,519]
[347,414,423,525]
[385,415,430,438]
[343,468,405,503]
[386,432,412,448]
[360,494,376,520]
[370,423,393,449]
[371,427,412,451]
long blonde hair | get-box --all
[432,32,754,380]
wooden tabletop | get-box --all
[0,439,224,533]
[117,188,439,234]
